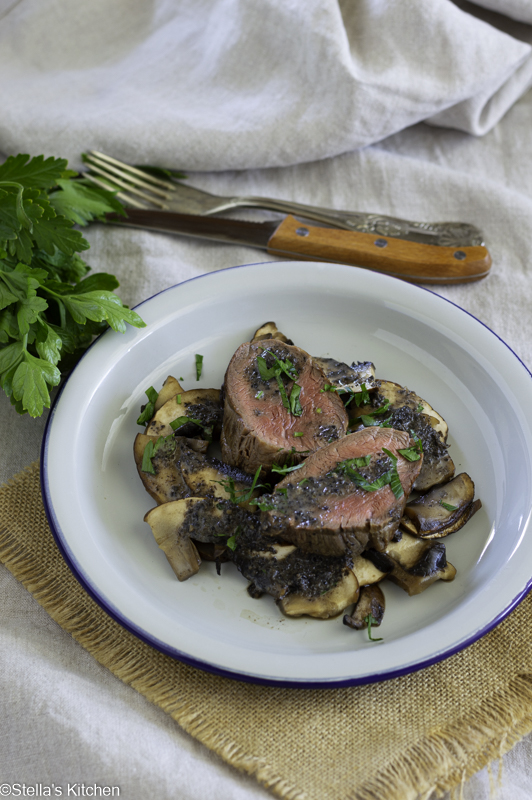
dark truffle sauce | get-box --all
[233,523,353,599]
[367,392,447,462]
[181,497,351,599]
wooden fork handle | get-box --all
[266,215,492,285]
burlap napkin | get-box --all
[1,463,532,800]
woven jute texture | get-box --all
[2,463,532,800]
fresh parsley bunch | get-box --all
[0,153,145,417]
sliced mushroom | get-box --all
[180,454,263,510]
[144,496,259,580]
[277,569,359,619]
[241,543,298,599]
[134,432,261,507]
[352,553,388,586]
[363,531,456,596]
[153,376,185,413]
[398,515,418,537]
[348,379,454,491]
[193,540,230,562]
[144,499,203,581]
[146,388,222,439]
[134,433,209,505]
[404,473,481,538]
[349,380,448,439]
[343,584,385,630]
[313,358,377,394]
[252,321,293,344]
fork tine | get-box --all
[89,151,176,192]
[86,153,170,201]
[84,160,170,209]
[83,172,151,209]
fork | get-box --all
[82,151,484,247]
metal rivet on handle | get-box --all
[374,238,388,248]
[296,227,310,237]
[454,250,467,260]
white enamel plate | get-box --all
[42,262,532,687]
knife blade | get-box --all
[106,209,492,285]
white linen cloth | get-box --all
[1,1,532,799]
[1,0,532,169]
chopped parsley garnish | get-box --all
[319,383,359,407]
[195,353,203,381]
[136,386,159,425]
[256,350,303,416]
[381,448,403,499]
[169,415,213,441]
[226,526,241,551]
[271,461,305,476]
[440,501,458,511]
[289,383,303,416]
[364,614,383,642]
[354,383,371,407]
[331,450,403,499]
[294,431,304,438]
[141,434,173,474]
[397,434,423,462]
[251,499,276,511]
[255,390,264,399]
[215,465,269,505]
[316,407,322,414]
[257,351,298,381]
[141,439,157,474]
[359,399,391,427]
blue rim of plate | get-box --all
[40,261,532,688]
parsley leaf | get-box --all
[331,451,403,498]
[0,153,146,417]
[195,353,203,381]
[359,399,391,427]
[440,501,458,512]
[226,526,242,551]
[169,415,213,441]
[256,350,303,417]
[354,383,371,406]
[137,386,159,426]
[215,465,269,505]
[271,461,305,476]
[381,448,403,499]
[364,614,383,642]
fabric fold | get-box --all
[0,0,531,170]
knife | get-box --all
[106,209,492,285]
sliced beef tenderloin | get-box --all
[259,427,423,557]
[221,338,348,475]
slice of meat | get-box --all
[260,427,423,557]
[221,338,348,475]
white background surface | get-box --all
[2,1,532,798]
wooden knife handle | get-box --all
[266,215,491,285]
